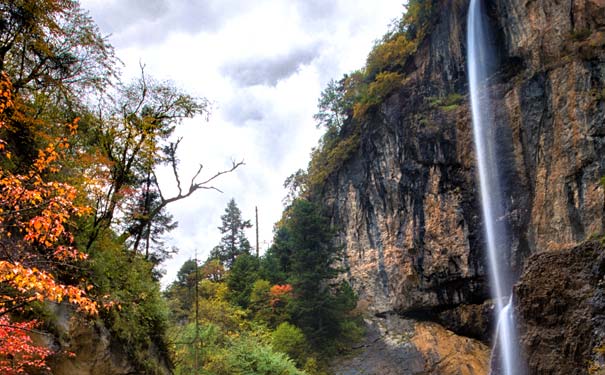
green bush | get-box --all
[428,92,465,111]
[307,128,360,191]
[271,322,310,366]
[88,234,170,374]
[303,357,330,375]
[353,71,403,119]
[205,336,307,375]
[366,34,417,78]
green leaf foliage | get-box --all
[210,199,253,268]
[88,234,171,374]
[226,253,260,308]
[164,259,198,323]
[299,1,434,192]
[271,322,310,367]
[205,336,306,375]
[270,199,347,348]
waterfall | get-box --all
[467,0,524,374]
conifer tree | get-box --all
[270,199,344,344]
[226,253,260,308]
[210,199,252,268]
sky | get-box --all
[79,0,403,287]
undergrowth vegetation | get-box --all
[165,199,363,374]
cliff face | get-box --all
[514,241,605,375]
[324,0,485,317]
[323,0,605,330]
[32,305,171,375]
[332,315,490,375]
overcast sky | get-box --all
[80,0,403,287]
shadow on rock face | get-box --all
[515,241,605,375]
[331,314,490,375]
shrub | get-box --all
[353,71,403,119]
[89,237,170,374]
[428,92,465,111]
[205,336,306,375]
[366,34,417,78]
[271,322,310,366]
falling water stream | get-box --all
[467,0,524,374]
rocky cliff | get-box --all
[514,240,605,375]
[322,0,605,333]
[31,305,171,375]
[332,314,490,375]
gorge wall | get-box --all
[321,0,605,357]
[31,305,171,375]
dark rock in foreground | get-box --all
[515,241,605,375]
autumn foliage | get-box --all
[269,284,293,308]
[0,73,97,371]
[0,313,52,374]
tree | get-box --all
[0,74,98,372]
[86,72,207,248]
[271,322,309,367]
[86,70,243,257]
[164,259,198,321]
[0,315,53,374]
[210,199,252,268]
[124,172,178,271]
[226,253,259,308]
[0,0,117,97]
[283,169,308,206]
[175,259,198,288]
[270,199,344,345]
[199,258,225,282]
[313,79,349,134]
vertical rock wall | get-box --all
[322,0,605,325]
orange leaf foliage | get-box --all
[269,284,293,308]
[0,72,98,370]
[0,312,52,374]
[0,261,97,315]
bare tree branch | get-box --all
[122,160,245,244]
[169,138,183,196]
[193,160,244,190]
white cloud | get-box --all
[79,0,404,287]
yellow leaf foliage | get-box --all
[0,73,97,315]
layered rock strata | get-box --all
[322,0,605,335]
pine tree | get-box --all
[270,199,344,345]
[124,173,178,273]
[210,199,252,268]
[226,253,260,308]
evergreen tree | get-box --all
[124,173,178,273]
[270,199,344,345]
[226,253,260,308]
[259,227,291,285]
[175,259,198,288]
[210,199,252,268]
